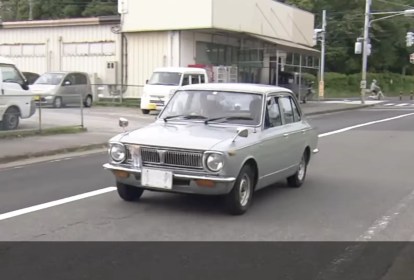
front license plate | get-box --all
[141,168,173,190]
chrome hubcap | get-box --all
[8,115,17,127]
[297,158,306,181]
[86,97,92,106]
[239,174,251,207]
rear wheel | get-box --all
[287,152,308,188]
[141,109,150,115]
[84,95,93,108]
[53,97,63,108]
[224,165,255,215]
[2,107,19,130]
[117,182,144,201]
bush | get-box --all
[324,72,414,97]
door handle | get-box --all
[283,133,289,137]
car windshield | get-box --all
[159,90,263,125]
[148,72,182,86]
[34,73,65,85]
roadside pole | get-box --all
[319,10,327,101]
[360,0,371,105]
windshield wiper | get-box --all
[204,116,254,124]
[163,114,207,122]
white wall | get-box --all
[124,31,171,97]
[0,23,120,83]
[123,0,213,32]
[212,0,314,46]
[122,0,314,47]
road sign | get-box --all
[410,53,414,64]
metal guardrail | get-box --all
[0,93,85,133]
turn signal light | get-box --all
[113,170,130,179]
[195,179,215,188]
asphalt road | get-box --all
[1,106,414,279]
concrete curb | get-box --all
[0,143,108,164]
[0,104,375,164]
[304,104,375,116]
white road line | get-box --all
[319,112,414,138]
[2,112,414,222]
[384,103,395,106]
[395,103,409,107]
[0,187,116,221]
[316,188,414,279]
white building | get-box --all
[0,0,319,98]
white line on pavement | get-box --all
[2,112,414,222]
[384,103,395,106]
[318,112,414,138]
[395,103,409,107]
[0,187,116,221]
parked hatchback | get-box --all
[104,83,319,215]
[30,71,93,108]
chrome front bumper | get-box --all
[103,163,236,195]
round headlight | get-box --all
[110,143,126,163]
[206,153,224,172]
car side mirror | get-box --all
[232,128,248,142]
[119,117,129,130]
[145,79,149,84]
[64,80,71,86]
[22,80,29,90]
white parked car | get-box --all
[140,67,208,114]
[0,57,36,130]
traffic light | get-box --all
[406,32,414,47]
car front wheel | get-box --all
[224,165,255,215]
[117,182,144,201]
[2,107,19,130]
[287,152,308,188]
[141,109,150,115]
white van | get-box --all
[0,57,36,130]
[140,67,208,114]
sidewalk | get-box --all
[0,101,374,164]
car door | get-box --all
[256,94,292,188]
[278,94,307,169]
[59,73,78,105]
[74,73,88,104]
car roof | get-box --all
[179,83,294,95]
[0,56,16,65]
[153,67,207,74]
[41,71,88,75]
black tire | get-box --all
[84,95,93,108]
[117,182,144,202]
[53,97,63,108]
[224,165,255,215]
[287,152,308,188]
[2,107,20,130]
[141,109,150,115]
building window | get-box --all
[62,41,116,56]
[0,44,45,57]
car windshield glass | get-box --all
[159,90,263,125]
[148,72,182,86]
[34,73,65,85]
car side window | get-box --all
[265,96,282,129]
[0,64,24,84]
[290,97,301,122]
[190,75,200,85]
[200,75,206,83]
[279,96,294,124]
[182,74,190,86]
[75,73,87,85]
[64,74,76,85]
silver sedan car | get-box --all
[103,83,319,215]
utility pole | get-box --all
[319,10,327,100]
[360,0,371,104]
[28,0,33,20]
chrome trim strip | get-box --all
[259,164,297,179]
[103,163,236,183]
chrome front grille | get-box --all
[127,146,204,170]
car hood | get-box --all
[118,122,246,151]
[29,84,57,93]
[143,84,179,96]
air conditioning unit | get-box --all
[105,61,118,85]
[213,66,239,83]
